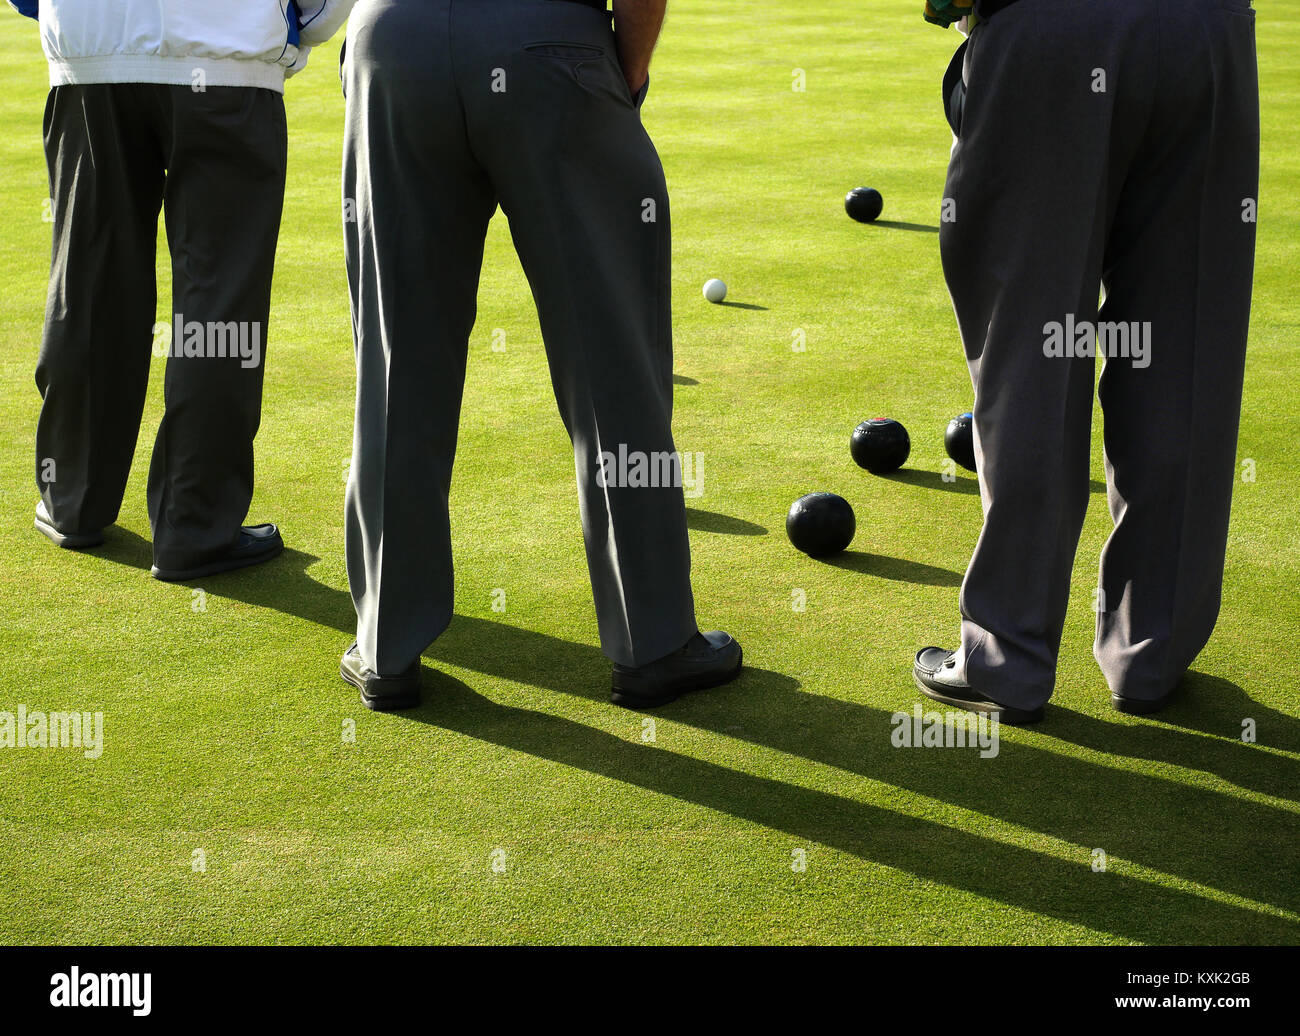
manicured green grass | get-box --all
[0,2,1297,945]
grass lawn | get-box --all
[0,1,1296,945]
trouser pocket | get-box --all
[942,37,969,135]
[524,39,634,108]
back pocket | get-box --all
[524,42,608,60]
[524,41,631,107]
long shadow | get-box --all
[404,668,1298,944]
[869,220,940,234]
[1042,673,1300,794]
[424,618,1300,919]
[1157,672,1300,755]
[686,507,768,537]
[97,542,1300,927]
[823,549,963,587]
[716,301,768,311]
[672,374,699,386]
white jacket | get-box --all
[6,1,356,92]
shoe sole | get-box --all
[610,647,744,710]
[35,516,104,550]
[1111,693,1172,716]
[913,673,1044,725]
[340,663,422,712]
[151,540,284,582]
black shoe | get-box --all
[34,500,104,549]
[1112,687,1178,716]
[611,630,743,709]
[340,642,422,711]
[913,646,1044,725]
[150,524,284,581]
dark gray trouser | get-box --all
[342,0,697,674]
[941,0,1259,708]
[36,84,286,571]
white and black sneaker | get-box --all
[34,500,104,549]
[913,646,1044,725]
[340,642,422,711]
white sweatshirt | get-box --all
[5,1,356,92]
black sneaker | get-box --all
[34,500,104,549]
[340,642,422,711]
[151,524,284,581]
[913,646,1044,725]
[611,631,742,709]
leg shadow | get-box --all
[1162,671,1300,753]
[92,525,351,636]
[1041,670,1300,788]
[403,665,1298,944]
[91,525,153,571]
[427,618,1300,920]
[124,544,1298,927]
[151,546,356,633]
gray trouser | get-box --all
[35,85,286,570]
[941,0,1259,708]
[342,0,696,674]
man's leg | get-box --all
[342,0,497,676]
[457,0,696,668]
[35,85,164,538]
[937,1,1158,709]
[147,86,288,573]
[1095,0,1260,704]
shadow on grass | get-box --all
[883,469,979,496]
[686,507,767,537]
[90,525,153,570]
[422,618,1300,928]
[869,220,940,234]
[403,663,1299,944]
[882,469,1108,497]
[672,374,699,386]
[823,549,963,587]
[96,534,1300,939]
[96,529,353,632]
[1162,672,1300,754]
[1043,671,1300,786]
[716,301,768,311]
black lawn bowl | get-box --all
[786,492,856,557]
[851,417,911,474]
[845,187,884,223]
[945,412,977,472]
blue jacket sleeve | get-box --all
[7,1,40,19]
